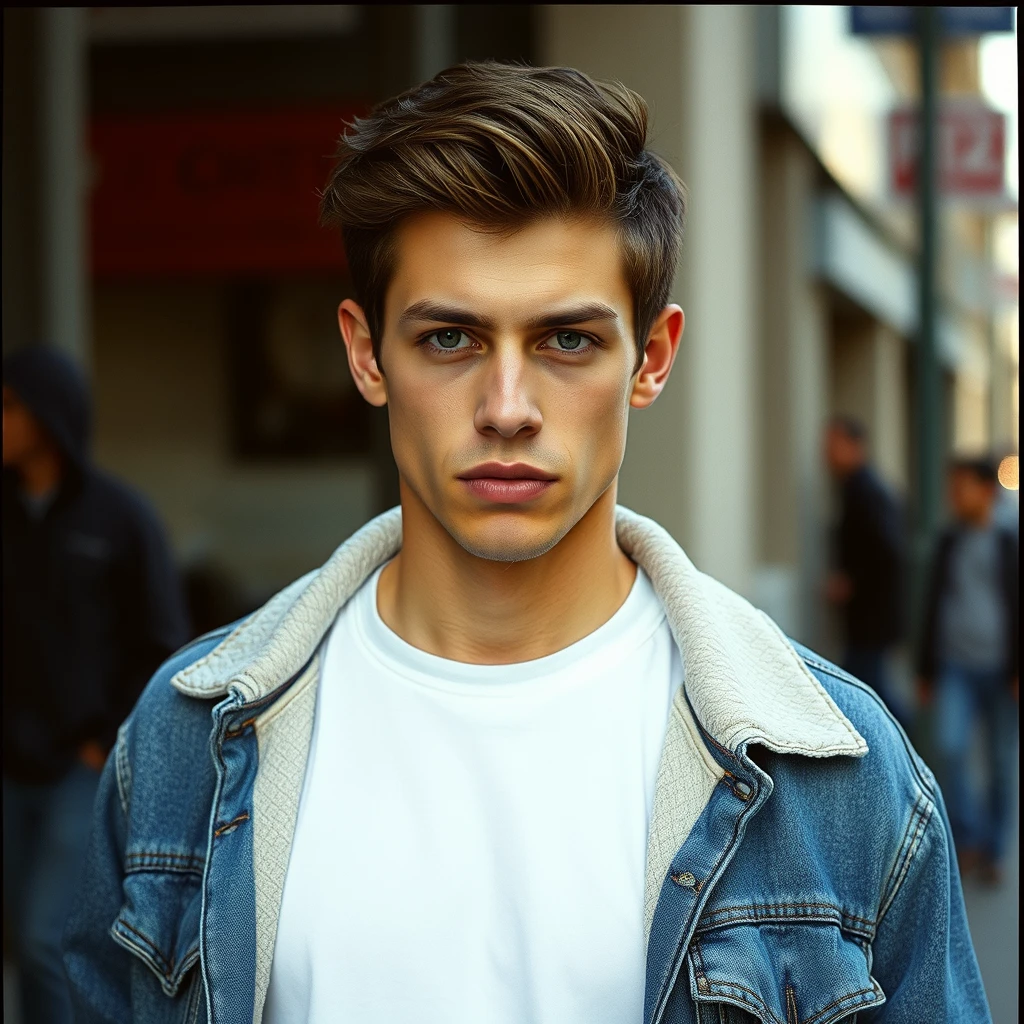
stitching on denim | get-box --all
[786,983,799,1024]
[114,918,173,978]
[698,901,875,926]
[124,851,206,876]
[695,913,874,941]
[878,794,933,922]
[802,982,881,1024]
[213,811,250,837]
[703,980,785,1024]
[690,936,708,985]
[125,851,203,862]
[115,723,131,815]
[879,794,925,911]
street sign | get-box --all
[888,101,1008,204]
[851,7,1015,36]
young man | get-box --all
[65,63,989,1024]
[823,416,908,728]
[918,456,1019,885]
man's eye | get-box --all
[549,331,592,353]
[427,329,471,351]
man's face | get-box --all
[948,469,995,522]
[824,426,863,479]
[365,212,647,562]
[1,387,47,468]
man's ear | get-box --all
[630,304,683,409]
[338,298,387,407]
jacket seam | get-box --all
[124,851,206,875]
[695,902,876,940]
[112,917,199,988]
[878,791,934,923]
[803,982,882,1024]
[115,720,131,815]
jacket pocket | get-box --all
[687,921,885,1024]
[110,864,203,998]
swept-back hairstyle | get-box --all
[320,61,687,370]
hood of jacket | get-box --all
[3,345,92,473]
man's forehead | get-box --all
[386,211,631,320]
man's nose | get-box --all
[473,351,542,439]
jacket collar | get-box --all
[171,506,865,758]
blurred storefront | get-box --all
[2,5,1018,647]
[542,5,1018,652]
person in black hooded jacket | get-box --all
[2,345,190,1024]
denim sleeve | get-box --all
[63,729,134,1022]
[867,784,991,1022]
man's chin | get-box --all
[442,512,571,564]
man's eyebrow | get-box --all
[524,303,621,330]
[397,301,495,330]
[397,300,622,332]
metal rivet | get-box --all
[734,781,752,800]
[697,976,710,994]
[673,871,697,888]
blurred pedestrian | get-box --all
[917,455,1019,885]
[2,346,190,1024]
[824,415,909,727]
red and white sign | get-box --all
[888,101,1007,202]
[90,106,366,278]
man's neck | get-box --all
[377,485,637,665]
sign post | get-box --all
[916,6,942,603]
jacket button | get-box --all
[734,781,752,800]
[672,871,697,888]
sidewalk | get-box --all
[963,784,1019,1024]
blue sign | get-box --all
[850,7,1016,37]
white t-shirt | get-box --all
[263,564,682,1024]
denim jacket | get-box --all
[65,507,991,1024]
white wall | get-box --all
[540,5,759,596]
[92,281,375,599]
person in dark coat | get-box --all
[917,455,1019,885]
[2,346,190,1024]
[824,415,908,726]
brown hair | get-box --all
[320,61,687,370]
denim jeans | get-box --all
[843,644,910,732]
[3,763,101,1024]
[934,662,1016,862]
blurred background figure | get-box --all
[824,415,910,727]
[917,455,1019,885]
[2,347,190,1024]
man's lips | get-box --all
[457,463,558,503]
[458,462,558,481]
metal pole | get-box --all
[38,6,90,371]
[984,217,999,447]
[914,7,941,610]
